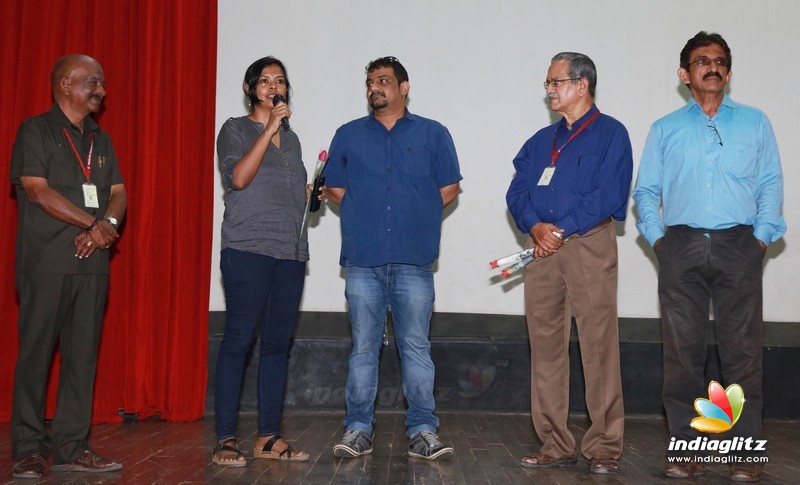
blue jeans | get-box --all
[215,248,306,439]
[343,263,439,437]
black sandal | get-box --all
[212,438,246,467]
[253,434,309,462]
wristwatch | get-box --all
[105,217,119,230]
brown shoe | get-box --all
[730,464,763,482]
[51,449,122,473]
[12,454,46,479]
[664,461,706,478]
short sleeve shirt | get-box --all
[217,116,309,262]
[325,111,462,267]
[10,104,124,275]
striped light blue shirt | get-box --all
[633,95,786,247]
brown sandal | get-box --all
[254,434,309,462]
[519,452,577,468]
[212,438,246,467]
[589,457,620,474]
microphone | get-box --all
[272,94,290,131]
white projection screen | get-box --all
[211,0,799,323]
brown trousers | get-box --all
[523,221,624,459]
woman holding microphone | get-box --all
[213,56,315,466]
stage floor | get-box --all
[1,412,796,483]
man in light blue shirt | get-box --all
[633,32,785,482]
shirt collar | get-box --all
[558,103,599,130]
[368,108,415,126]
[46,103,99,135]
[685,94,738,115]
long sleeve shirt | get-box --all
[506,105,633,237]
[632,95,786,247]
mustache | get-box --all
[703,72,722,81]
[89,93,104,101]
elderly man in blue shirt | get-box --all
[633,31,785,482]
[507,52,632,475]
[325,56,461,461]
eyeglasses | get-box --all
[690,56,729,69]
[543,77,581,89]
[707,120,723,146]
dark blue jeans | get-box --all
[215,248,306,440]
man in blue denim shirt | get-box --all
[633,32,785,482]
[325,56,461,461]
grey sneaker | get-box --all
[333,430,373,457]
[408,431,454,460]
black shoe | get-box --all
[12,454,46,479]
[730,464,763,482]
[408,431,454,461]
[333,430,373,458]
[51,449,122,473]
[664,461,706,479]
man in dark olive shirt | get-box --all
[9,54,126,479]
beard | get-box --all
[368,92,388,110]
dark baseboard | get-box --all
[206,311,800,419]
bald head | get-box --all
[50,54,106,123]
[51,54,101,95]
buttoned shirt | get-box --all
[507,105,633,237]
[633,95,786,246]
[325,110,462,267]
[10,104,124,275]
[217,116,309,261]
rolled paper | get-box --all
[501,255,533,278]
[489,248,534,269]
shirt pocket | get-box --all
[398,143,432,177]
[722,141,758,180]
[47,153,84,188]
[575,155,600,193]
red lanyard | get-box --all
[551,110,600,166]
[63,128,94,183]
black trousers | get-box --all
[11,273,109,464]
[657,225,765,458]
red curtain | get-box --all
[0,0,217,423]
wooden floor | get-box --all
[0,412,797,484]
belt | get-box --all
[667,224,752,235]
[596,217,613,228]
[565,217,612,241]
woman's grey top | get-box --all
[218,116,309,261]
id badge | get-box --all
[537,166,556,186]
[83,183,100,208]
